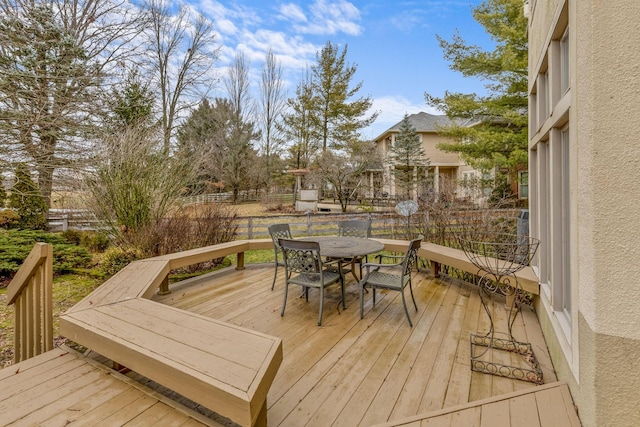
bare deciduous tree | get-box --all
[220,52,260,203]
[144,0,220,154]
[258,48,287,189]
[313,139,380,212]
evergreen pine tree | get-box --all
[8,164,47,230]
[389,114,430,200]
[426,0,528,177]
[310,41,378,152]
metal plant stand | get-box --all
[459,233,543,384]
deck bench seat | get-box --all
[419,242,540,295]
[60,297,282,427]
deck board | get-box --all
[335,275,444,426]
[374,382,579,427]
[418,286,471,414]
[0,347,217,427]
[153,265,576,426]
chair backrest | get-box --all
[337,219,371,238]
[279,239,322,276]
[402,236,423,276]
[269,224,292,251]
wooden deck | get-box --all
[373,382,580,427]
[152,264,572,427]
[0,346,219,426]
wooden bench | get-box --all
[60,241,283,427]
[61,298,282,427]
[419,242,540,296]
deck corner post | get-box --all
[157,276,171,295]
[430,260,441,278]
[236,251,245,270]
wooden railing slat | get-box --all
[43,243,54,353]
[26,281,34,359]
[15,297,24,360]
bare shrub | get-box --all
[416,179,468,246]
[414,175,521,247]
[265,203,296,214]
[118,203,238,273]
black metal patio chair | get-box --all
[359,236,423,327]
[279,238,346,326]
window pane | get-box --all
[561,28,569,93]
[561,128,571,315]
[519,171,529,199]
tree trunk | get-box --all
[36,166,54,210]
[34,134,57,210]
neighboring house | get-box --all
[528,1,640,426]
[367,112,480,203]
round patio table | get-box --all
[299,236,384,258]
[300,236,384,281]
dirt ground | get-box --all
[234,202,275,216]
[231,201,306,217]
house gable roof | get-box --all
[373,112,460,142]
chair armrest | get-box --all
[323,258,343,267]
[375,254,405,263]
[362,261,402,270]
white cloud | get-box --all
[219,17,240,34]
[285,0,362,36]
[190,0,365,105]
[211,28,322,100]
[196,0,264,39]
[278,3,307,23]
[388,11,426,33]
[241,29,317,58]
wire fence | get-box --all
[46,207,524,248]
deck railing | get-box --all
[6,243,54,363]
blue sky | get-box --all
[191,0,493,139]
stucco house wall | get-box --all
[528,1,640,426]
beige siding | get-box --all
[420,133,461,165]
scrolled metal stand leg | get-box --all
[470,272,544,384]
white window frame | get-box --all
[560,126,571,322]
[529,2,575,375]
